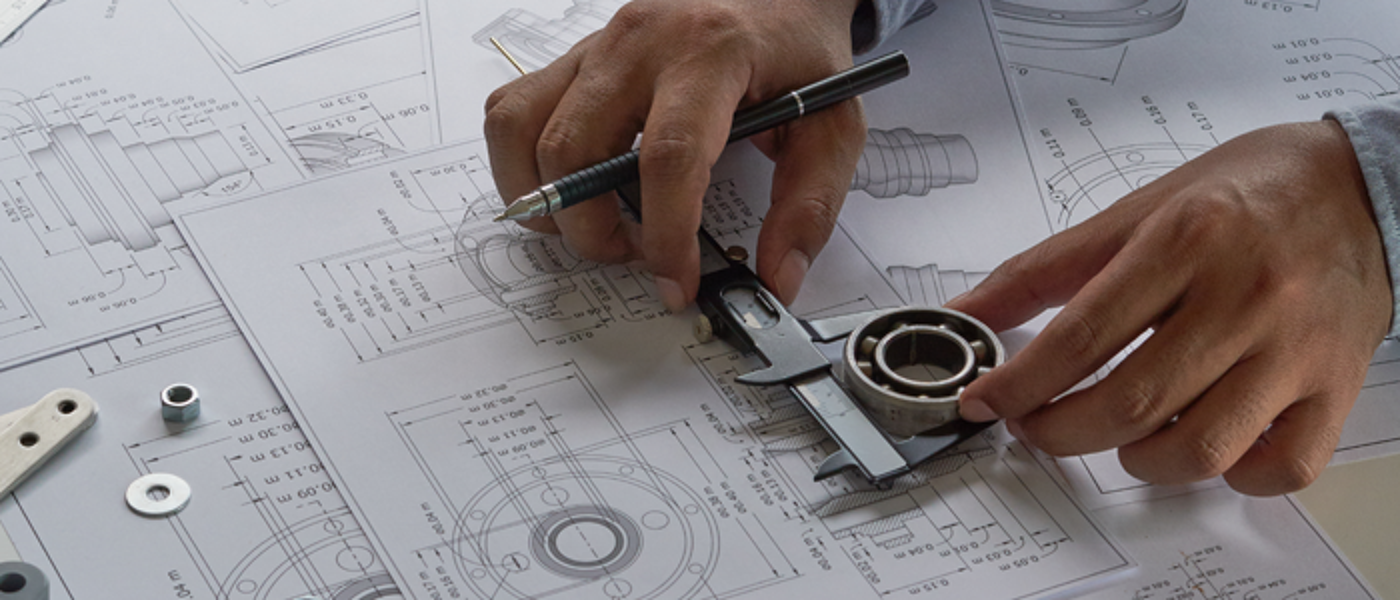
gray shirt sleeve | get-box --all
[1326,103,1400,335]
[853,0,939,53]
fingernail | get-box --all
[655,277,687,313]
[959,396,999,422]
[774,249,811,305]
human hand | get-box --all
[946,120,1392,495]
[484,0,868,311]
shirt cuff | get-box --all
[1328,102,1400,336]
[854,0,938,54]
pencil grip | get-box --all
[557,150,642,202]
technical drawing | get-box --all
[884,263,988,307]
[996,1,1187,83]
[173,0,419,72]
[121,380,399,600]
[218,509,400,600]
[684,340,1128,597]
[473,0,625,73]
[289,132,403,174]
[0,0,64,48]
[852,128,978,198]
[74,306,241,375]
[0,257,37,338]
[0,80,275,366]
[0,86,266,269]
[1119,544,1337,600]
[389,363,790,600]
[300,216,659,360]
[291,145,667,360]
[455,229,592,317]
[1044,142,1211,230]
[0,319,395,598]
[0,92,259,247]
[1245,0,1320,12]
[452,456,718,599]
[992,0,1188,50]
[1276,37,1400,105]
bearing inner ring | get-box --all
[874,324,976,393]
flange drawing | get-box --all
[992,0,1188,49]
[218,509,401,600]
[452,455,718,600]
[1045,142,1210,229]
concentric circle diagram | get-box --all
[453,456,718,599]
[1046,142,1210,230]
[218,509,403,600]
[992,0,1188,49]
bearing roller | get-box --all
[841,307,1003,437]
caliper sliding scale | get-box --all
[692,234,994,489]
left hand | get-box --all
[945,120,1392,496]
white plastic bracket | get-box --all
[0,388,99,498]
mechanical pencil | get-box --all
[494,50,910,222]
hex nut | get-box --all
[160,383,200,423]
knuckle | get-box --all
[483,89,526,142]
[676,5,749,48]
[793,192,843,238]
[641,134,705,177]
[1268,455,1321,494]
[1053,307,1108,368]
[1175,434,1236,481]
[606,2,656,37]
[1164,192,1246,253]
[535,127,586,171]
[1108,378,1164,433]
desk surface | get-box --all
[1294,453,1400,600]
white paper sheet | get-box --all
[175,136,1136,599]
[1081,487,1378,599]
[172,0,418,72]
[0,308,394,599]
[0,1,433,370]
[423,0,625,143]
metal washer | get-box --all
[0,561,48,600]
[126,473,192,517]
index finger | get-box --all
[958,214,1194,422]
[637,62,751,310]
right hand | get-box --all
[484,0,869,311]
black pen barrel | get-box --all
[539,51,909,209]
[555,150,642,204]
[729,51,909,141]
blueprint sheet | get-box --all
[1080,487,1375,599]
[0,0,434,370]
[0,308,396,599]
[176,137,1136,599]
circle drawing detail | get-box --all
[453,456,718,599]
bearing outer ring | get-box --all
[841,307,1004,437]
